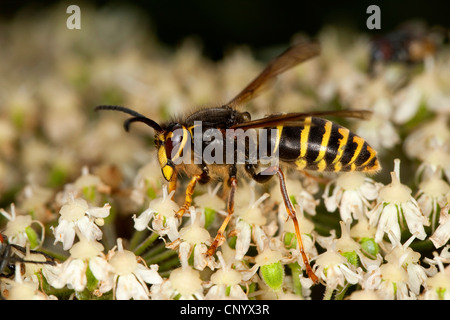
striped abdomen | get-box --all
[273,117,380,173]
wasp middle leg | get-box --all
[207,165,237,256]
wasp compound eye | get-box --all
[165,124,188,162]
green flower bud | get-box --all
[360,237,379,257]
[261,261,285,291]
[341,250,360,267]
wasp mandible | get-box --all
[96,40,381,283]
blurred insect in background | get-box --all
[0,233,55,278]
[368,26,438,74]
[97,40,381,283]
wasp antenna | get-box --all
[124,116,163,133]
[95,105,163,133]
[95,105,146,118]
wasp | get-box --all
[0,233,56,277]
[96,40,381,283]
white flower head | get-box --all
[106,238,163,300]
[234,192,270,260]
[51,195,111,250]
[3,263,56,300]
[0,203,44,248]
[205,252,247,300]
[367,159,429,244]
[430,196,450,248]
[177,207,215,271]
[133,185,180,241]
[314,247,362,290]
[323,172,381,224]
[384,233,428,296]
[46,236,112,294]
[271,178,319,216]
[416,171,450,231]
[422,251,450,300]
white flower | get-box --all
[271,178,319,216]
[430,198,450,248]
[205,252,247,300]
[416,172,450,231]
[364,262,413,300]
[323,172,381,224]
[278,203,318,270]
[234,192,270,260]
[130,160,164,206]
[3,263,56,300]
[177,207,215,271]
[334,221,382,270]
[314,247,362,291]
[367,159,429,244]
[51,196,111,250]
[56,166,111,206]
[403,116,450,182]
[133,185,180,242]
[0,203,44,248]
[393,61,450,124]
[47,237,112,294]
[422,252,450,300]
[106,238,163,300]
[384,233,428,296]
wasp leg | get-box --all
[175,167,210,219]
[168,174,178,198]
[207,165,237,256]
[275,167,319,283]
[207,176,237,256]
[247,165,318,283]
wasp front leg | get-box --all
[207,166,237,256]
[175,166,210,219]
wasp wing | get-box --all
[225,40,321,109]
[230,110,372,130]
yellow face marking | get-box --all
[162,165,173,181]
[300,117,312,157]
[158,146,168,168]
[332,127,349,164]
[315,120,332,162]
[348,136,365,165]
[272,125,284,154]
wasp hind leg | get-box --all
[247,164,319,284]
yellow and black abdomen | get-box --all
[275,117,380,173]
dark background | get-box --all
[1,0,449,60]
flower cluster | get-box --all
[0,6,449,300]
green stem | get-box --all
[141,241,166,260]
[158,256,180,272]
[146,248,177,265]
[288,263,303,297]
[133,232,159,256]
[129,230,148,251]
[323,286,334,300]
[334,283,351,300]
